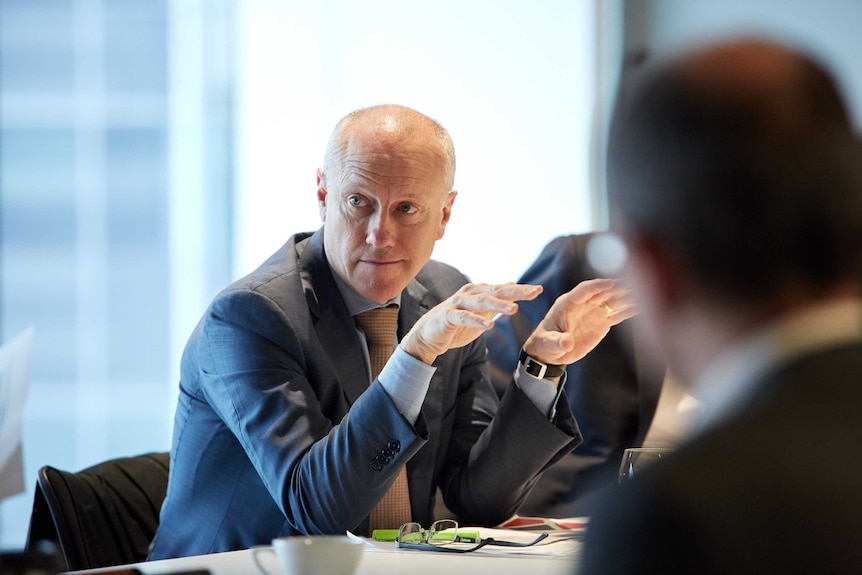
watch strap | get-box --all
[518,347,566,379]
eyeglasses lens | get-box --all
[398,522,423,544]
[427,520,458,545]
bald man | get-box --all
[579,39,862,574]
[149,104,635,559]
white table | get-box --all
[73,539,581,575]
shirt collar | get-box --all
[329,264,402,316]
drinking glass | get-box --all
[618,447,674,483]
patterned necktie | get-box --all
[355,306,412,531]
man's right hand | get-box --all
[400,282,543,365]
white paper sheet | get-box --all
[0,327,35,501]
[354,525,583,557]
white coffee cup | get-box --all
[253,535,364,575]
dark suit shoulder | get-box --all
[195,233,316,340]
[222,233,311,295]
[583,342,862,575]
[520,234,598,297]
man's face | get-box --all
[317,128,456,304]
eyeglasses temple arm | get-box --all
[484,532,549,547]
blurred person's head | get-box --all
[606,38,862,382]
[317,104,458,304]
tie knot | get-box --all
[355,306,399,346]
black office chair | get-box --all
[25,451,170,572]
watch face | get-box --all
[524,358,544,378]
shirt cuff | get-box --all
[378,346,436,425]
[515,363,567,419]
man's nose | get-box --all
[366,210,396,248]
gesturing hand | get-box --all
[400,282,543,365]
[523,278,637,367]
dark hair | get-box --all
[607,40,862,305]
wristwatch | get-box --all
[518,347,566,379]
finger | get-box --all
[451,295,517,319]
[451,286,542,317]
[598,294,634,311]
[596,291,637,319]
[462,282,543,302]
[567,278,621,304]
[606,302,639,324]
[613,305,639,324]
[446,308,498,329]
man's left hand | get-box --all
[523,278,637,368]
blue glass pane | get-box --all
[106,128,168,248]
[104,0,168,93]
[23,417,80,471]
[2,204,77,246]
[1,251,78,382]
[1,129,77,246]
[107,415,171,454]
[0,0,75,92]
[106,251,169,384]
[105,128,169,383]
[0,129,76,197]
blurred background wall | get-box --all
[0,0,859,549]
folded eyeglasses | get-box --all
[395,520,548,553]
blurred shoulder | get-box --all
[415,259,470,295]
[534,233,595,269]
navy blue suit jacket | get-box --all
[580,342,862,574]
[149,229,580,559]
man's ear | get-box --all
[625,230,683,316]
[316,168,327,221]
[436,190,457,239]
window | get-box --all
[0,0,235,547]
[0,0,605,548]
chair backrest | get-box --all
[25,452,170,571]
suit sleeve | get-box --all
[433,236,586,526]
[195,287,426,534]
[435,336,582,526]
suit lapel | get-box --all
[398,278,431,341]
[299,230,371,406]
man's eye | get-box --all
[348,196,365,207]
[398,203,418,214]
